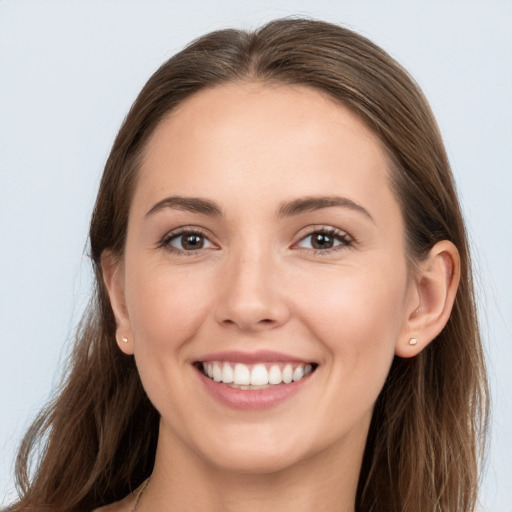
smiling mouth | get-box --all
[195,361,318,389]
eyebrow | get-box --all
[278,196,374,222]
[146,196,222,217]
[145,194,373,222]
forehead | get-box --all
[134,82,397,219]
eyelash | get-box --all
[158,226,353,256]
[159,227,217,256]
[294,226,353,254]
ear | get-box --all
[101,250,134,355]
[395,240,461,358]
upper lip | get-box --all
[196,350,315,364]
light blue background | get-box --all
[1,1,511,510]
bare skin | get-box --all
[99,82,460,511]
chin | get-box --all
[191,425,323,476]
[206,446,308,476]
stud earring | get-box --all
[409,338,418,346]
[121,336,128,343]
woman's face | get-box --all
[110,82,420,475]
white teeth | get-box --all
[292,365,304,382]
[233,363,251,385]
[222,362,234,383]
[282,364,293,384]
[201,361,314,386]
[212,362,222,382]
[268,364,282,385]
[250,364,269,386]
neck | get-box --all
[139,420,366,512]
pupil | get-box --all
[183,234,203,250]
[312,233,333,249]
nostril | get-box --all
[221,317,275,327]
[215,299,290,332]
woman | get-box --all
[7,18,488,512]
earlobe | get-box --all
[396,240,460,358]
[101,250,135,355]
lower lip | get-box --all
[197,368,312,410]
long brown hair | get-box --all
[7,18,488,512]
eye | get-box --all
[161,229,216,253]
[295,227,352,252]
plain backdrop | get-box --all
[1,1,511,510]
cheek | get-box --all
[122,261,215,422]
[124,261,213,354]
[300,263,406,333]
[294,262,408,382]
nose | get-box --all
[214,249,290,332]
